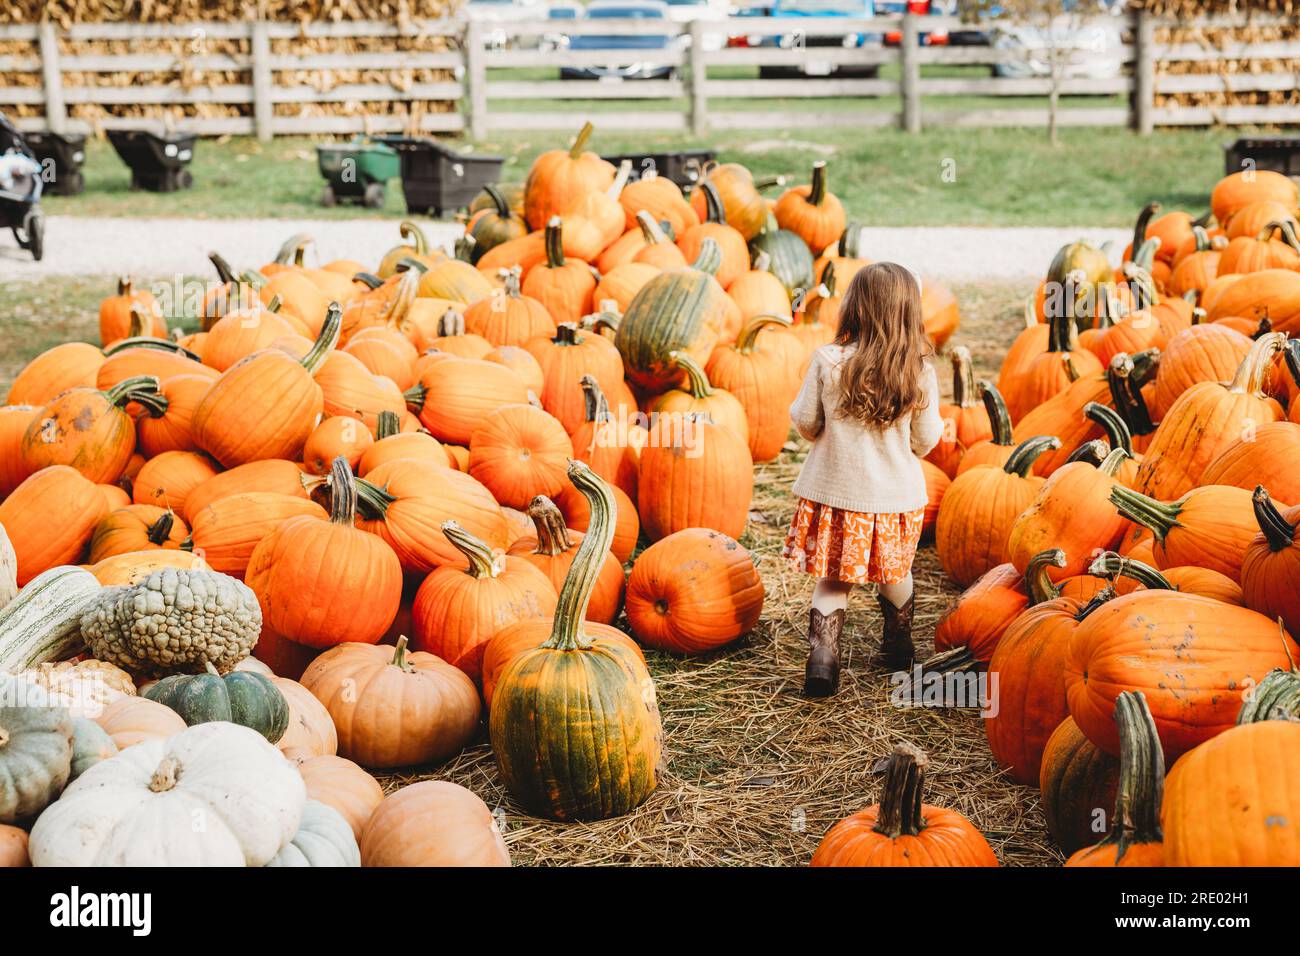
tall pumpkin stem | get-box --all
[146,511,175,545]
[126,303,152,339]
[569,121,594,159]
[691,237,723,277]
[209,252,236,285]
[485,183,512,220]
[274,233,314,266]
[1252,486,1296,552]
[579,375,611,425]
[949,346,978,409]
[543,217,566,269]
[1065,439,1108,467]
[1129,202,1160,264]
[808,161,828,207]
[1087,551,1174,591]
[634,210,672,246]
[104,375,167,416]
[1003,435,1060,477]
[526,496,573,557]
[398,220,430,256]
[383,269,419,333]
[541,462,616,652]
[1095,691,1164,860]
[1084,402,1134,456]
[390,635,414,673]
[819,261,837,298]
[871,742,929,839]
[1025,549,1067,606]
[736,314,792,355]
[328,456,358,526]
[302,303,343,375]
[1228,331,1286,396]
[1106,353,1156,438]
[1045,309,1075,354]
[977,381,1013,446]
[442,520,502,579]
[669,351,714,398]
[375,410,401,440]
[699,181,726,226]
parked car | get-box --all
[876,0,951,46]
[728,0,885,79]
[558,0,679,81]
[662,0,730,51]
[465,0,549,49]
[990,1,1128,79]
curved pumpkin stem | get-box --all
[977,381,1013,447]
[1087,551,1174,591]
[275,233,314,267]
[375,410,401,440]
[1084,402,1134,456]
[586,309,621,336]
[634,210,673,246]
[543,216,566,269]
[699,181,727,226]
[541,462,616,652]
[608,160,632,200]
[819,260,837,298]
[353,272,384,290]
[1003,435,1060,477]
[949,346,978,409]
[146,511,175,545]
[871,742,929,839]
[104,375,168,417]
[103,335,200,361]
[442,520,503,579]
[398,220,430,256]
[396,255,430,276]
[1065,438,1108,467]
[1129,202,1160,264]
[807,160,829,208]
[1252,485,1296,552]
[484,183,513,220]
[669,350,715,399]
[1106,353,1157,439]
[526,496,573,557]
[1109,484,1185,546]
[579,374,611,425]
[126,303,153,339]
[1078,691,1164,863]
[302,303,343,375]
[1237,669,1300,725]
[383,269,420,334]
[1228,331,1286,397]
[209,252,236,285]
[328,456,358,526]
[1277,219,1300,254]
[736,313,792,355]
[691,237,723,277]
[1026,549,1067,606]
[569,121,594,159]
[1097,445,1130,477]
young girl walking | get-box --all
[782,261,943,697]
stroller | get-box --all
[0,110,45,261]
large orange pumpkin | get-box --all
[677,182,749,290]
[1110,482,1264,583]
[99,276,166,346]
[245,457,403,648]
[0,466,107,584]
[464,266,556,347]
[774,160,847,256]
[185,491,328,578]
[523,121,615,230]
[0,405,39,498]
[360,780,509,867]
[404,354,530,446]
[625,528,764,655]
[87,505,187,563]
[650,350,749,444]
[525,321,625,435]
[637,412,753,542]
[569,374,644,502]
[1239,486,1300,637]
[467,403,573,510]
[706,314,801,463]
[5,342,105,408]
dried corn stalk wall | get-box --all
[1136,0,1299,112]
[1,1,461,132]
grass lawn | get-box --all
[39,68,1232,227]
[1,274,1057,865]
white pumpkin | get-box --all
[0,523,16,611]
[29,721,305,867]
[266,799,360,867]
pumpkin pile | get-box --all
[877,167,1300,868]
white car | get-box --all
[992,9,1127,80]
[661,0,731,51]
[464,0,549,49]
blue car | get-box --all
[728,0,885,79]
[558,0,678,81]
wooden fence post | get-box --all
[900,13,921,133]
[38,22,66,134]
[1132,8,1155,135]
[689,19,708,136]
[464,19,487,140]
[250,20,273,142]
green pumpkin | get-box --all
[615,237,731,392]
[749,228,814,297]
[145,662,289,744]
[69,718,117,781]
[0,678,74,823]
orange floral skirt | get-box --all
[783,498,925,586]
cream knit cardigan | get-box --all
[789,343,944,514]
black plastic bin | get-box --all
[107,129,197,192]
[24,131,87,195]
[1223,137,1300,179]
[375,136,505,217]
[601,149,716,188]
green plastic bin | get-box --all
[316,139,401,208]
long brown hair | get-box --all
[831,262,932,426]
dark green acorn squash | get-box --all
[749,227,814,297]
[145,662,289,744]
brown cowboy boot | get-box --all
[805,607,844,697]
[875,594,916,671]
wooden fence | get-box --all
[1,11,1297,138]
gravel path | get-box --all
[0,216,1131,282]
